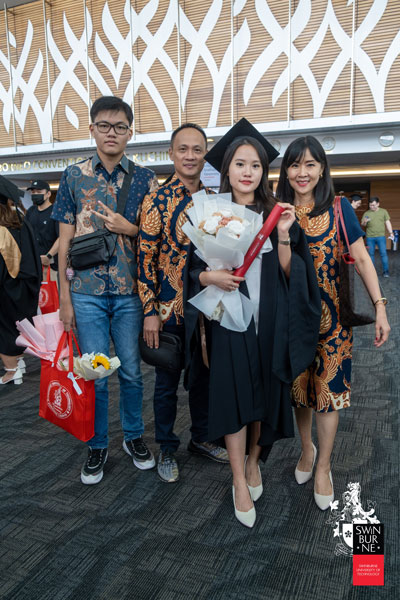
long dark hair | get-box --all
[0,196,22,229]
[276,135,334,217]
[219,137,275,218]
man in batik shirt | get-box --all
[52,96,158,485]
[138,123,229,483]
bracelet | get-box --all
[278,237,291,246]
[374,297,387,306]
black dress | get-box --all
[184,222,321,461]
[0,221,41,355]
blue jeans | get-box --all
[71,292,144,448]
[154,324,209,452]
[366,236,389,273]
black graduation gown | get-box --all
[0,221,41,355]
[184,222,321,461]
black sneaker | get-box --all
[81,447,108,485]
[123,437,155,470]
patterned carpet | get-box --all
[0,252,398,600]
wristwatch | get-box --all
[46,253,54,264]
[278,237,291,246]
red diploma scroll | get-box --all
[233,204,285,277]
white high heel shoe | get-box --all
[314,471,334,511]
[295,443,317,484]
[17,358,26,374]
[232,485,256,528]
[245,457,263,501]
[0,367,23,385]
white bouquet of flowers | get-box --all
[58,352,121,380]
[182,190,272,332]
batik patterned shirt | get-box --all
[52,153,158,295]
[138,174,212,326]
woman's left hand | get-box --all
[374,305,390,347]
[276,202,296,237]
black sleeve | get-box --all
[183,243,208,389]
[272,221,321,383]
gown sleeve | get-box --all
[272,220,321,383]
[183,243,208,389]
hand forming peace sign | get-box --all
[91,201,138,236]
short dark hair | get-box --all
[369,196,379,204]
[170,123,207,148]
[90,96,133,126]
[219,136,275,218]
[276,135,335,217]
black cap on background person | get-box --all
[27,180,50,192]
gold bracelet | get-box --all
[374,297,387,306]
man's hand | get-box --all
[143,315,162,349]
[40,254,52,266]
[59,300,76,332]
[91,201,138,236]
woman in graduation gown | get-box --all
[184,119,321,527]
[0,193,41,384]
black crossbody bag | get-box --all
[68,161,134,271]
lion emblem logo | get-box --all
[47,381,73,419]
[39,287,49,307]
[326,482,380,556]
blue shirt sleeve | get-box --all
[51,170,76,225]
[338,197,365,247]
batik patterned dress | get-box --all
[292,199,364,412]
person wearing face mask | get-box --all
[25,180,59,279]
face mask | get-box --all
[32,194,45,206]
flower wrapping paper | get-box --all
[182,191,272,332]
[71,354,121,381]
[16,310,68,361]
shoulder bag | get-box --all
[138,331,184,372]
[334,196,376,327]
[68,160,134,271]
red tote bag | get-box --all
[39,267,59,314]
[39,331,95,442]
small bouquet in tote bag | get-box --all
[334,196,375,328]
[39,267,59,315]
[39,331,95,442]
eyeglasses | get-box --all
[93,121,131,135]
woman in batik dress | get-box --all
[277,135,390,510]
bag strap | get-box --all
[334,196,352,258]
[41,265,51,283]
[53,331,67,368]
[116,160,135,217]
[70,330,82,357]
[53,330,82,372]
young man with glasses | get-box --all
[52,96,158,484]
[138,123,229,484]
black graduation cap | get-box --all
[205,117,279,173]
[0,174,24,205]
